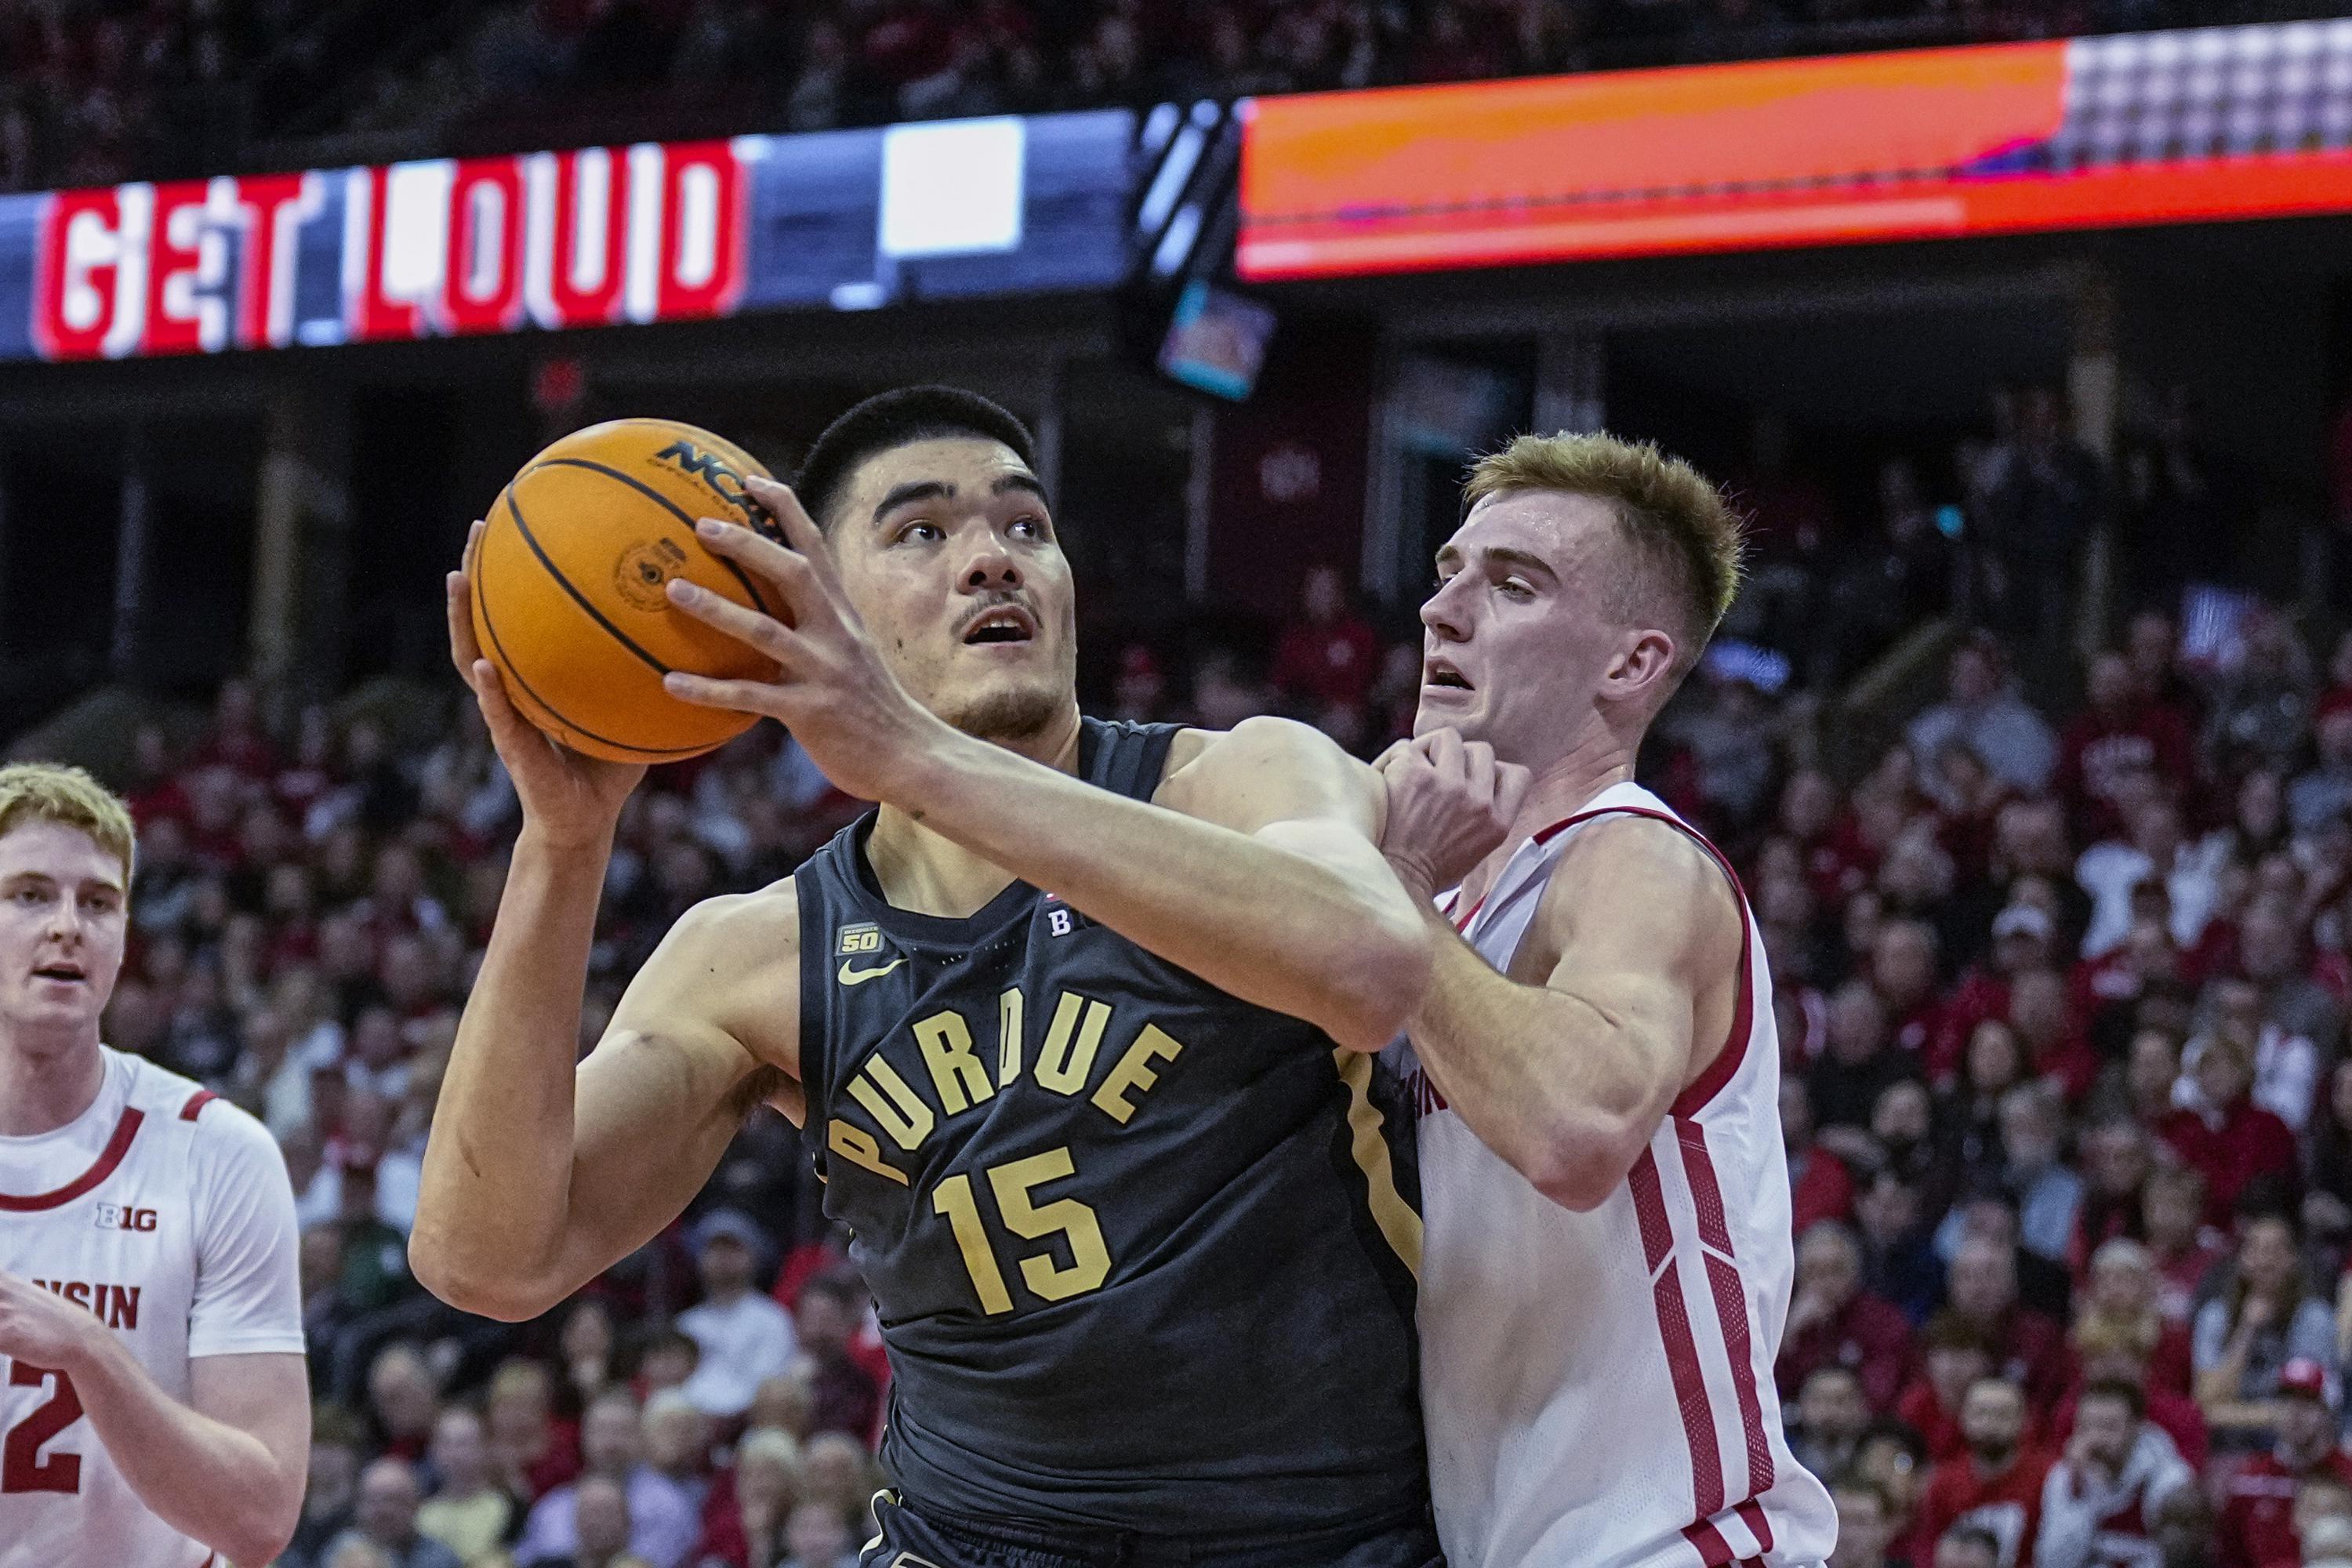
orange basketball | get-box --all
[470,418,784,763]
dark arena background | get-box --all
[9,3,2352,1566]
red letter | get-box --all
[234,172,316,350]
[545,147,628,328]
[655,140,745,323]
[31,187,125,361]
[142,179,212,356]
[442,156,525,336]
[349,164,423,343]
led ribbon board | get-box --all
[0,111,1135,362]
[1237,20,2352,279]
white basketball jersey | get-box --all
[1390,782,1837,1568]
[0,1047,305,1568]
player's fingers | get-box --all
[666,578,797,662]
[1370,740,1410,776]
[742,477,850,597]
[1426,725,1465,778]
[663,670,788,716]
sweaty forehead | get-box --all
[0,819,123,886]
[840,437,1037,522]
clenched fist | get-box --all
[1374,728,1531,906]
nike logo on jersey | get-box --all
[838,957,909,986]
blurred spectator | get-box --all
[1785,1074,1858,1236]
[2214,1359,2352,1568]
[792,1274,883,1444]
[2037,1381,2195,1568]
[677,1210,798,1420]
[1944,1233,2073,1408]
[2056,1312,2208,1474]
[517,1388,699,1568]
[1911,639,2058,800]
[2289,711,2352,836]
[693,1425,803,1568]
[1972,386,2100,681]
[2208,611,2317,775]
[1995,1083,2084,1265]
[292,1406,369,1568]
[330,1456,464,1568]
[2191,1214,2337,1453]
[2059,652,2197,846]
[416,1405,517,1564]
[1914,1376,2053,1568]
[2160,1036,2301,1224]
[556,1472,654,1568]
[779,1499,860,1568]
[1272,564,1379,719]
[1781,1221,1919,1412]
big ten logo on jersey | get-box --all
[823,989,1187,1316]
[1041,892,1080,938]
[93,1203,157,1233]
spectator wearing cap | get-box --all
[2036,1380,2196,1568]
[2194,1214,2338,1454]
[2216,1358,2352,1568]
[1933,904,2060,1084]
[1779,1221,1919,1412]
[2160,1033,2301,1225]
[2059,652,2198,848]
[516,1388,697,1568]
[1908,638,2058,800]
[677,1210,798,1421]
[1915,1375,2053,1568]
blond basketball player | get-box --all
[1374,436,1838,1568]
[0,764,308,1568]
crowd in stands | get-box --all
[5,0,2343,193]
[60,361,2352,1568]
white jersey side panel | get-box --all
[1392,782,1837,1568]
[0,1047,303,1568]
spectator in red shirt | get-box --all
[1780,1220,1921,1412]
[2160,1032,2302,1224]
[1270,564,1379,714]
[2009,967,2100,1107]
[1915,1377,2054,1568]
[791,1272,882,1446]
[1784,1074,1857,1236]
[2058,652,2198,846]
[1946,1235,2075,1408]
[1933,905,2060,1084]
[2217,1358,2352,1568]
[1899,1314,2002,1462]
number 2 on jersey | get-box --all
[932,1146,1110,1315]
[2,1363,83,1494]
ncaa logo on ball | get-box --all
[615,539,689,613]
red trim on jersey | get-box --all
[0,1107,144,1211]
[1736,1501,1774,1553]
[1523,805,1755,1118]
[179,1089,219,1122]
[1629,1147,1676,1271]
[1635,1147,1727,1520]
[1678,1117,1776,1498]
[1682,1518,1738,1566]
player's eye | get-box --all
[1498,579,1534,599]
[897,521,944,545]
[1008,516,1047,539]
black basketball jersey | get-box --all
[793,717,1428,1540]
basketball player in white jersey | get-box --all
[1374,434,1838,1568]
[0,764,308,1568]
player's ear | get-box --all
[1605,627,1678,704]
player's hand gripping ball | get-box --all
[469,419,790,762]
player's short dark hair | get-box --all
[795,386,1037,532]
[2078,1376,2147,1422]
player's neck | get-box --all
[0,1029,107,1137]
[866,712,1083,919]
[1504,739,1639,854]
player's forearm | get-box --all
[897,730,1428,1049]
[412,828,608,1316]
[1407,917,1666,1207]
[64,1333,296,1567]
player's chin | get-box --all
[1412,699,1484,741]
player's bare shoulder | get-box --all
[615,877,804,1084]
[1523,812,1743,984]
[1150,717,1379,833]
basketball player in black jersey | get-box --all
[414,388,1465,1568]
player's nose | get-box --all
[961,546,1023,592]
[1420,583,1468,642]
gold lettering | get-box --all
[996,989,1024,1087]
[847,1058,936,1150]
[1091,1025,1184,1125]
[826,1119,910,1186]
[913,1010,994,1116]
[1035,993,1112,1096]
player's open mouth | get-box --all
[1425,660,1472,691]
[32,964,85,983]
[961,607,1036,645]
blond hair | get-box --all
[1465,431,1744,676]
[0,763,134,881]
